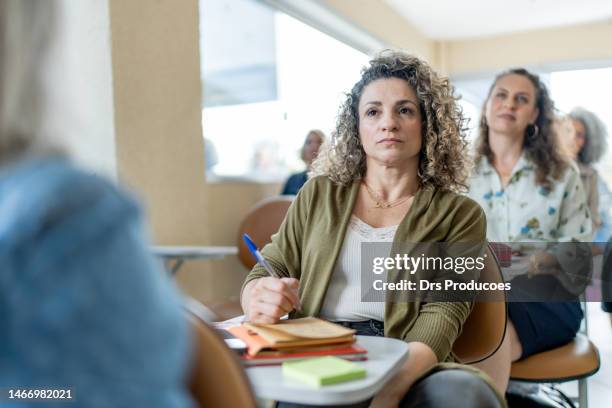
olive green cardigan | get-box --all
[242,176,486,362]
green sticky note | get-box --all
[282,356,366,387]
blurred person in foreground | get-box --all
[0,1,193,406]
[281,129,325,195]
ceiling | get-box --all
[385,0,612,40]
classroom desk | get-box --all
[152,245,238,274]
[245,335,409,405]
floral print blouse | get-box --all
[467,153,592,243]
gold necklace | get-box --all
[362,181,415,209]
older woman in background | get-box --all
[0,1,192,406]
[567,107,609,235]
[566,108,612,323]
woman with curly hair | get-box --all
[468,69,592,392]
[241,50,503,408]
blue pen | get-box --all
[243,233,280,278]
[243,233,301,311]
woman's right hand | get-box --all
[243,277,300,323]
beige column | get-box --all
[108,0,278,304]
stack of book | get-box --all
[228,317,367,366]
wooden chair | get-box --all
[453,244,508,364]
[509,308,600,407]
[507,246,605,406]
[186,307,257,408]
[237,195,294,270]
[189,196,295,324]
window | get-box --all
[550,67,612,188]
[199,0,369,182]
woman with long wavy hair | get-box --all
[241,50,503,408]
[468,68,592,393]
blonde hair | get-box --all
[311,50,470,192]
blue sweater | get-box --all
[0,158,193,407]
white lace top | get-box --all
[319,215,398,322]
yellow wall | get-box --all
[321,0,435,63]
[444,21,612,76]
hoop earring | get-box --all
[480,116,488,130]
[526,123,539,138]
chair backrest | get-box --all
[237,195,294,270]
[453,244,508,364]
[187,312,256,408]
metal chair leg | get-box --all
[578,378,588,407]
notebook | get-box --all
[241,343,367,366]
[229,317,356,356]
[282,356,366,387]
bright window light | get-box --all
[200,0,368,182]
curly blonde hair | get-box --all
[310,50,470,192]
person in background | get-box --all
[567,107,612,324]
[0,1,193,406]
[243,51,503,408]
[468,68,592,393]
[281,129,325,195]
[567,107,610,239]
